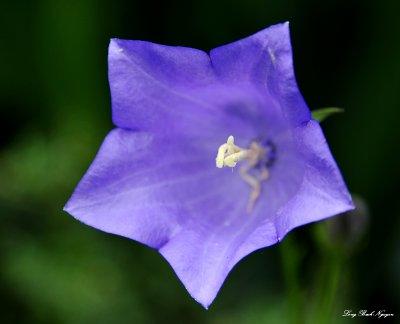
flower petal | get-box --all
[64,128,284,308]
[274,120,354,239]
[210,22,311,126]
[108,39,226,136]
[159,198,278,308]
[64,128,233,248]
[108,39,275,142]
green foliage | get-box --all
[311,107,344,122]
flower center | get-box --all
[215,135,274,213]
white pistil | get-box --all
[215,135,270,213]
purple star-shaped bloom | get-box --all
[64,22,353,308]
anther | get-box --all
[215,136,249,168]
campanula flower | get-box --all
[64,22,353,308]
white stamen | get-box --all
[215,135,271,213]
[215,135,248,168]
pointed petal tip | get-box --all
[270,20,290,30]
[62,191,80,215]
[62,199,72,214]
[342,189,356,212]
[345,200,356,214]
[276,192,356,242]
[255,20,290,34]
[159,246,222,310]
[108,37,118,47]
[108,38,134,57]
[62,199,81,222]
[279,20,290,28]
[108,38,123,54]
[194,296,211,310]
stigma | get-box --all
[215,135,272,213]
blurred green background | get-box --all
[1,0,399,323]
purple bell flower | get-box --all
[64,22,353,308]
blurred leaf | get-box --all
[312,107,344,122]
[210,297,286,324]
[2,230,148,324]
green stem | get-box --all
[313,252,345,324]
[280,237,303,324]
